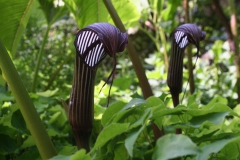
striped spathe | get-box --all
[68,23,128,151]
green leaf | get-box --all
[121,98,146,111]
[71,149,91,160]
[110,0,141,28]
[111,107,139,124]
[153,134,200,160]
[129,108,151,129]
[94,104,106,120]
[125,126,145,157]
[220,142,240,159]
[50,149,90,160]
[11,109,29,134]
[59,146,77,155]
[146,96,165,109]
[186,103,239,117]
[38,0,69,25]
[102,101,126,127]
[21,136,35,149]
[63,0,108,28]
[113,77,132,90]
[49,155,72,160]
[149,0,164,14]
[196,137,240,160]
[153,105,186,117]
[161,0,181,21]
[189,112,229,128]
[194,121,220,138]
[15,146,40,160]
[114,144,128,160]
[0,93,14,103]
[36,88,59,97]
[204,96,228,108]
[0,134,19,153]
[0,0,35,56]
[92,123,129,150]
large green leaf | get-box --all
[0,0,35,56]
[152,134,200,160]
[63,0,140,29]
[63,0,108,28]
[109,0,141,28]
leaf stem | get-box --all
[0,39,57,159]
[184,0,195,94]
[32,25,51,92]
[103,0,164,139]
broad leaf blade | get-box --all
[63,0,108,28]
[0,0,35,56]
[153,134,200,160]
[109,0,141,28]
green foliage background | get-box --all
[0,0,240,159]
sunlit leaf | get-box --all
[63,0,108,28]
[109,0,141,28]
[94,104,106,120]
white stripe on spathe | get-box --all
[75,31,106,67]
[175,31,189,49]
